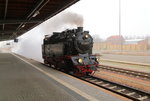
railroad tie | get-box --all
[95,81,103,84]
[84,78,92,80]
[117,89,126,92]
[144,74,148,76]
[109,86,117,89]
[102,84,109,87]
[126,92,135,96]
[137,96,148,101]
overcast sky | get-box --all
[65,0,150,39]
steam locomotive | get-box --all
[42,27,99,76]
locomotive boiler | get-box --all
[42,27,99,76]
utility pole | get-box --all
[119,0,123,51]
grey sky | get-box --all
[66,0,150,39]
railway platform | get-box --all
[101,53,150,64]
[100,54,150,73]
[0,53,127,101]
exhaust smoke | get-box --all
[12,11,84,62]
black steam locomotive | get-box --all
[42,27,99,76]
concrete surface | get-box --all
[0,53,86,101]
[0,53,124,101]
[101,54,150,64]
[100,54,150,73]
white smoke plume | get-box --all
[12,11,84,62]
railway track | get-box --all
[43,63,150,100]
[80,76,150,101]
[99,65,150,81]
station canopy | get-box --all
[0,0,79,41]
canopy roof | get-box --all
[0,0,79,41]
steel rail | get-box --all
[80,76,150,101]
[99,65,150,81]
[42,62,150,101]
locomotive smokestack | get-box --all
[77,27,83,32]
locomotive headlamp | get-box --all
[78,58,83,63]
[96,58,99,62]
[85,34,89,38]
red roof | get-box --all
[107,35,124,40]
[106,35,124,45]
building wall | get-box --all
[93,42,148,51]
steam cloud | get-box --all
[41,11,83,34]
[12,11,84,62]
[61,12,83,27]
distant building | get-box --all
[106,35,125,45]
[125,39,144,45]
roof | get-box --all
[107,35,124,40]
[125,39,145,45]
[0,0,79,41]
